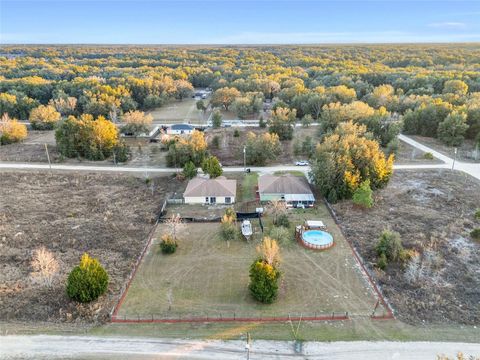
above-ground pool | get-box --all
[301,230,334,250]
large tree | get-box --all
[245,131,281,166]
[210,87,241,111]
[268,107,296,140]
[310,121,394,202]
[166,130,208,167]
[29,104,61,130]
[120,110,153,136]
[174,79,194,100]
[0,113,28,145]
[201,155,223,178]
[437,111,469,146]
[55,114,121,160]
[403,99,453,137]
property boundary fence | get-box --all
[110,197,393,324]
[110,219,160,319]
[322,199,395,320]
[111,312,349,324]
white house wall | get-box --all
[167,130,194,135]
[184,196,235,204]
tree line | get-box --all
[1,45,479,163]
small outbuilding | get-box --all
[167,123,194,135]
[258,174,315,208]
[183,176,237,205]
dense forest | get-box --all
[0,45,479,153]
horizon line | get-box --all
[2,41,480,46]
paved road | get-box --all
[0,161,455,175]
[0,335,479,359]
[0,162,308,174]
[398,134,480,180]
[0,134,478,180]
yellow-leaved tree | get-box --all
[55,114,124,160]
[0,113,28,145]
[29,104,61,130]
[120,110,153,136]
[311,121,393,203]
[249,237,281,304]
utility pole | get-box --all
[452,147,458,171]
[44,143,52,170]
[243,145,246,173]
[245,332,251,360]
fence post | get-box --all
[234,312,235,320]
[332,311,334,319]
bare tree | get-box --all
[164,213,185,240]
[30,247,59,287]
[166,288,174,311]
[265,200,287,224]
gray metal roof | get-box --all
[170,124,194,130]
[184,176,236,197]
[258,174,314,196]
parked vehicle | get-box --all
[295,160,309,166]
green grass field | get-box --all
[115,204,385,321]
[273,170,306,177]
[147,98,207,124]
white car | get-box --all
[295,160,309,166]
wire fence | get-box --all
[322,198,395,320]
[110,197,394,324]
[111,311,351,324]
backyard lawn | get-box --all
[115,204,385,320]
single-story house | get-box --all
[167,123,194,135]
[183,176,237,205]
[258,174,315,208]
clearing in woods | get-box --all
[147,98,206,124]
[115,204,385,320]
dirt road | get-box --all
[1,335,479,359]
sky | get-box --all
[1,0,480,44]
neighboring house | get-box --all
[183,176,237,205]
[258,174,315,207]
[167,123,194,135]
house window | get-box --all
[205,197,209,203]
[225,197,231,204]
[210,197,216,204]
